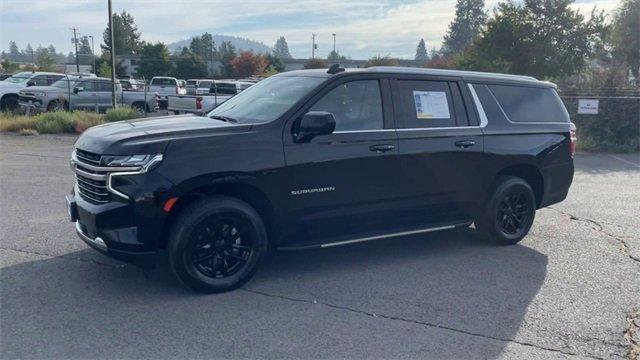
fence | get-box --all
[20,76,155,117]
[560,89,640,152]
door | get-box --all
[391,78,485,225]
[281,78,401,243]
[71,80,96,110]
[96,80,114,110]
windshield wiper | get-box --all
[209,115,238,123]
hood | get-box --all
[0,81,25,94]
[74,115,253,155]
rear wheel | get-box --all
[168,196,268,293]
[132,102,146,115]
[47,100,67,112]
[475,176,536,245]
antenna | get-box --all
[327,63,345,74]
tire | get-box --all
[1,95,19,112]
[167,195,268,293]
[475,176,536,245]
[47,100,67,112]
[132,102,146,115]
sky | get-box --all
[0,0,620,60]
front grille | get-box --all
[74,149,110,204]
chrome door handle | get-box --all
[369,144,395,153]
[455,140,476,148]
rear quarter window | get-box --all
[487,84,569,123]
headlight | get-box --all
[30,92,46,97]
[103,154,163,170]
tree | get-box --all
[265,53,285,72]
[610,0,639,78]
[189,32,216,61]
[97,61,112,78]
[78,37,93,65]
[303,58,327,69]
[364,55,398,67]
[229,51,268,78]
[23,44,34,62]
[273,36,292,59]
[327,50,346,61]
[1,58,19,73]
[442,0,486,55]
[173,47,209,79]
[66,52,76,63]
[459,0,601,79]
[136,42,173,79]
[9,41,20,59]
[217,41,237,78]
[36,50,56,71]
[415,38,429,61]
[101,11,143,55]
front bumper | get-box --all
[67,192,160,268]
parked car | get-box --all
[166,79,252,115]
[18,77,158,113]
[67,66,576,293]
[0,71,65,111]
[148,76,183,108]
[186,79,214,95]
[119,78,145,91]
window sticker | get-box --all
[413,91,450,119]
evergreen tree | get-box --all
[136,42,173,79]
[442,0,486,55]
[190,33,216,61]
[23,44,34,62]
[610,0,640,78]
[273,36,292,59]
[78,37,93,65]
[101,11,143,55]
[173,47,208,79]
[9,41,20,59]
[327,50,346,61]
[415,39,428,61]
[217,41,237,77]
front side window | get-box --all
[31,75,49,86]
[78,80,94,91]
[310,80,383,131]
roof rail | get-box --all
[327,63,345,75]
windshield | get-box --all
[3,73,31,84]
[208,75,325,124]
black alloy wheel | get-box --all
[188,215,254,279]
[496,190,533,237]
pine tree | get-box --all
[415,39,428,61]
[442,0,486,55]
[273,36,292,59]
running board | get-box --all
[277,221,472,251]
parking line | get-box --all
[607,154,640,168]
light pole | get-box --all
[332,33,336,54]
[71,27,80,72]
[87,35,96,74]
[108,0,116,107]
[311,33,317,59]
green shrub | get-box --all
[104,107,141,123]
[72,112,104,133]
[34,111,75,134]
[0,114,38,132]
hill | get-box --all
[167,35,272,54]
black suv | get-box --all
[67,66,576,293]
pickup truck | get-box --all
[148,77,186,108]
[166,80,253,115]
[18,76,158,113]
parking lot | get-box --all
[0,133,638,359]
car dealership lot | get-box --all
[1,134,638,359]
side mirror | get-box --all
[295,111,336,143]
[73,87,84,94]
[26,80,35,87]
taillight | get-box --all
[196,97,202,110]
[569,123,577,157]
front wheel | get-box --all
[475,176,536,245]
[167,196,268,293]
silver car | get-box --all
[19,77,122,112]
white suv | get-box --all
[0,72,65,111]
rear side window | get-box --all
[310,80,383,132]
[199,80,213,88]
[97,81,113,91]
[151,78,176,86]
[394,80,457,128]
[488,84,569,123]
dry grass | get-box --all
[0,111,106,134]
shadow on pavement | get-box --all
[1,229,547,358]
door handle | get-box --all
[455,140,476,148]
[369,144,395,153]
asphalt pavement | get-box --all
[1,133,638,359]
